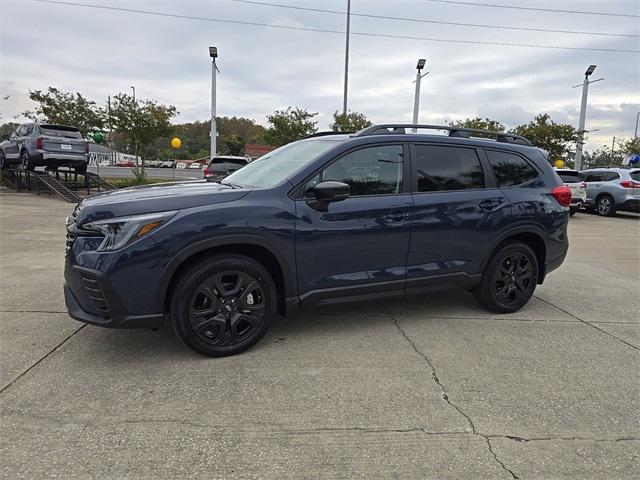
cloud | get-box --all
[1,0,638,150]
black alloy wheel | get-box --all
[171,254,277,357]
[473,242,538,313]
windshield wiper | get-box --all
[220,181,242,189]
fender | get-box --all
[479,222,547,273]
[154,233,296,312]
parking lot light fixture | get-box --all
[573,65,604,170]
[209,46,218,159]
[412,59,428,132]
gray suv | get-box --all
[581,167,640,216]
[0,123,88,173]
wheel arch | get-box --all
[157,235,296,317]
[482,226,547,284]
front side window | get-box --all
[414,145,484,192]
[630,171,640,181]
[304,144,404,197]
[486,150,538,187]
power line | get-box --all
[32,0,640,53]
[230,0,639,38]
[424,0,640,18]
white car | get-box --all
[556,169,586,216]
[188,163,203,170]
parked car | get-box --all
[580,167,640,216]
[555,168,586,216]
[188,162,204,170]
[0,123,88,173]
[204,156,251,182]
[160,160,175,168]
[64,124,570,357]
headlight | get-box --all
[81,210,177,251]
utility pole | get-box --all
[412,59,428,132]
[573,65,603,171]
[209,46,218,159]
[342,0,351,115]
[610,136,616,167]
[635,112,639,139]
[130,86,136,103]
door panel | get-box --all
[295,194,413,299]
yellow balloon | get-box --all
[554,159,565,168]
[171,137,181,149]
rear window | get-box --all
[40,125,83,139]
[630,171,640,181]
[558,172,581,183]
[208,159,248,173]
[486,150,539,187]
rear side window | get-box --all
[602,172,620,181]
[486,150,538,187]
[413,145,484,192]
[39,125,83,139]
[558,172,581,183]
[25,125,35,135]
[584,172,604,182]
[630,171,640,181]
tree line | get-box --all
[1,87,637,170]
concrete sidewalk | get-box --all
[1,191,638,479]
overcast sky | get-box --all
[1,0,638,150]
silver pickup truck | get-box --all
[0,123,88,173]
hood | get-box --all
[74,181,250,225]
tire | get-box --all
[0,151,6,169]
[170,254,277,357]
[595,195,616,216]
[473,242,539,314]
[20,151,34,171]
[569,207,576,216]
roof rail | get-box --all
[354,124,533,146]
[303,131,353,139]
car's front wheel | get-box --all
[473,242,538,313]
[170,254,277,357]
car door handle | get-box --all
[478,199,504,212]
[384,210,410,222]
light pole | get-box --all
[635,112,639,139]
[209,46,218,159]
[130,86,136,103]
[342,0,351,115]
[412,59,428,132]
[573,65,604,171]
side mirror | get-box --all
[313,181,350,203]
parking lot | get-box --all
[0,190,638,479]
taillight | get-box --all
[35,137,44,149]
[551,185,572,207]
[620,180,640,188]
[580,182,587,189]
[203,168,211,177]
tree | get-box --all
[449,117,506,132]
[22,87,104,135]
[330,110,372,132]
[262,107,317,146]
[510,114,578,162]
[108,93,177,177]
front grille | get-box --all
[81,272,110,316]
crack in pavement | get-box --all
[534,296,639,352]
[387,308,519,479]
[493,435,639,443]
[0,324,86,395]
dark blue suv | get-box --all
[64,124,570,356]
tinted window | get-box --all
[25,124,35,135]
[413,145,484,192]
[584,172,605,182]
[17,125,27,136]
[487,150,538,187]
[305,145,403,197]
[558,172,581,183]
[602,172,620,181]
[208,159,247,174]
[39,126,83,139]
[630,171,640,181]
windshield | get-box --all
[224,139,342,188]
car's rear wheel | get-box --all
[569,206,577,216]
[20,151,34,171]
[170,254,277,357]
[596,194,616,216]
[473,242,538,313]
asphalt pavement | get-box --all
[0,189,638,479]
